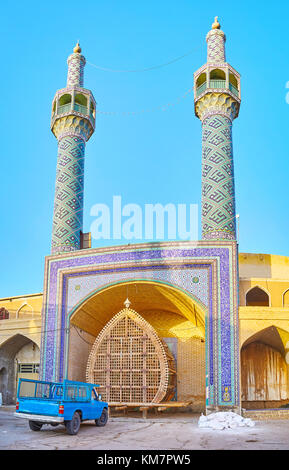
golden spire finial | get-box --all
[212,16,221,30]
[73,41,82,53]
[124,298,131,309]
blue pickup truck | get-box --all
[14,378,108,435]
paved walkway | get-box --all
[0,406,288,450]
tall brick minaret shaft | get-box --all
[194,17,241,241]
[50,43,96,254]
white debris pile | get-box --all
[198,411,255,430]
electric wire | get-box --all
[95,87,193,116]
[86,44,200,115]
[86,45,200,73]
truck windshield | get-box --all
[18,380,63,399]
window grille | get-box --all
[18,363,39,374]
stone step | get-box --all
[242,408,289,420]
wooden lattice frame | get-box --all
[86,306,176,403]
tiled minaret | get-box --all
[194,17,241,241]
[50,43,96,254]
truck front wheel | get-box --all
[65,412,81,435]
[29,420,43,431]
[95,408,108,427]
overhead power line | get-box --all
[95,87,193,116]
[86,45,200,73]
[85,45,200,116]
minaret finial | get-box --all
[212,16,221,30]
[124,298,131,309]
[73,41,82,53]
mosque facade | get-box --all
[1,19,289,416]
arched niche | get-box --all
[210,68,226,80]
[75,93,87,106]
[0,308,9,320]
[241,342,288,403]
[283,289,289,308]
[246,286,270,306]
[241,326,289,408]
[196,72,207,88]
[0,334,40,404]
[17,303,34,318]
[229,72,238,89]
[59,93,72,106]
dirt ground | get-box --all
[0,406,288,451]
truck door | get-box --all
[88,387,102,420]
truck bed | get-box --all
[17,397,61,417]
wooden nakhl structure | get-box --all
[86,300,178,411]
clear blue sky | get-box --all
[1,0,289,297]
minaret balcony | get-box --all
[51,88,96,130]
[55,102,95,121]
[194,64,241,103]
[195,80,239,99]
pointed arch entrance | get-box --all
[41,241,240,412]
[67,280,206,408]
[0,334,40,404]
[241,326,289,408]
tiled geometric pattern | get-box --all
[206,30,226,63]
[40,242,240,410]
[51,136,85,254]
[67,53,85,87]
[66,267,209,309]
[201,114,236,239]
